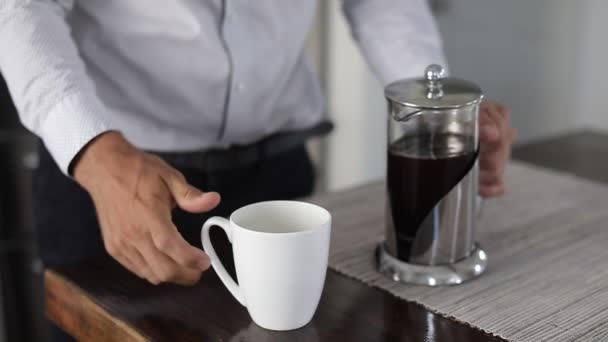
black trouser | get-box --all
[33,143,315,341]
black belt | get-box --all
[153,121,333,172]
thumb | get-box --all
[166,173,221,213]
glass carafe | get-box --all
[377,65,486,286]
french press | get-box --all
[376,64,487,286]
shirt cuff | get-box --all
[39,93,111,175]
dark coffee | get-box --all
[387,133,478,260]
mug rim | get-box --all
[229,200,331,236]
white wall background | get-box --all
[319,0,608,192]
[435,0,587,143]
[323,1,386,191]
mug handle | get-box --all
[201,217,246,306]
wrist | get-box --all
[73,131,135,190]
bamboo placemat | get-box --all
[317,161,608,341]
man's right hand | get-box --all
[73,132,221,285]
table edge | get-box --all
[45,269,149,342]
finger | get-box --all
[98,217,148,280]
[494,102,512,127]
[479,105,501,146]
[112,250,147,280]
[123,246,160,285]
[483,103,506,144]
[480,123,500,145]
[137,234,203,286]
[164,171,221,214]
[479,150,504,173]
[104,237,155,283]
[479,103,496,128]
[488,102,514,147]
[480,170,501,186]
[147,217,211,270]
[491,103,516,146]
[479,183,505,198]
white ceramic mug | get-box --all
[201,201,331,331]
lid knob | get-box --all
[425,64,445,99]
[425,64,446,82]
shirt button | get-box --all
[235,83,246,92]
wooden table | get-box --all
[46,257,505,341]
[46,129,608,342]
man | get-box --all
[0,0,514,340]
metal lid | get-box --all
[385,64,483,109]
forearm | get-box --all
[342,0,448,85]
[0,1,111,174]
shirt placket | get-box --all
[217,0,247,144]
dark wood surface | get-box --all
[46,258,504,342]
[45,130,608,342]
[512,130,608,184]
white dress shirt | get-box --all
[0,0,445,174]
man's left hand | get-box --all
[479,101,516,198]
